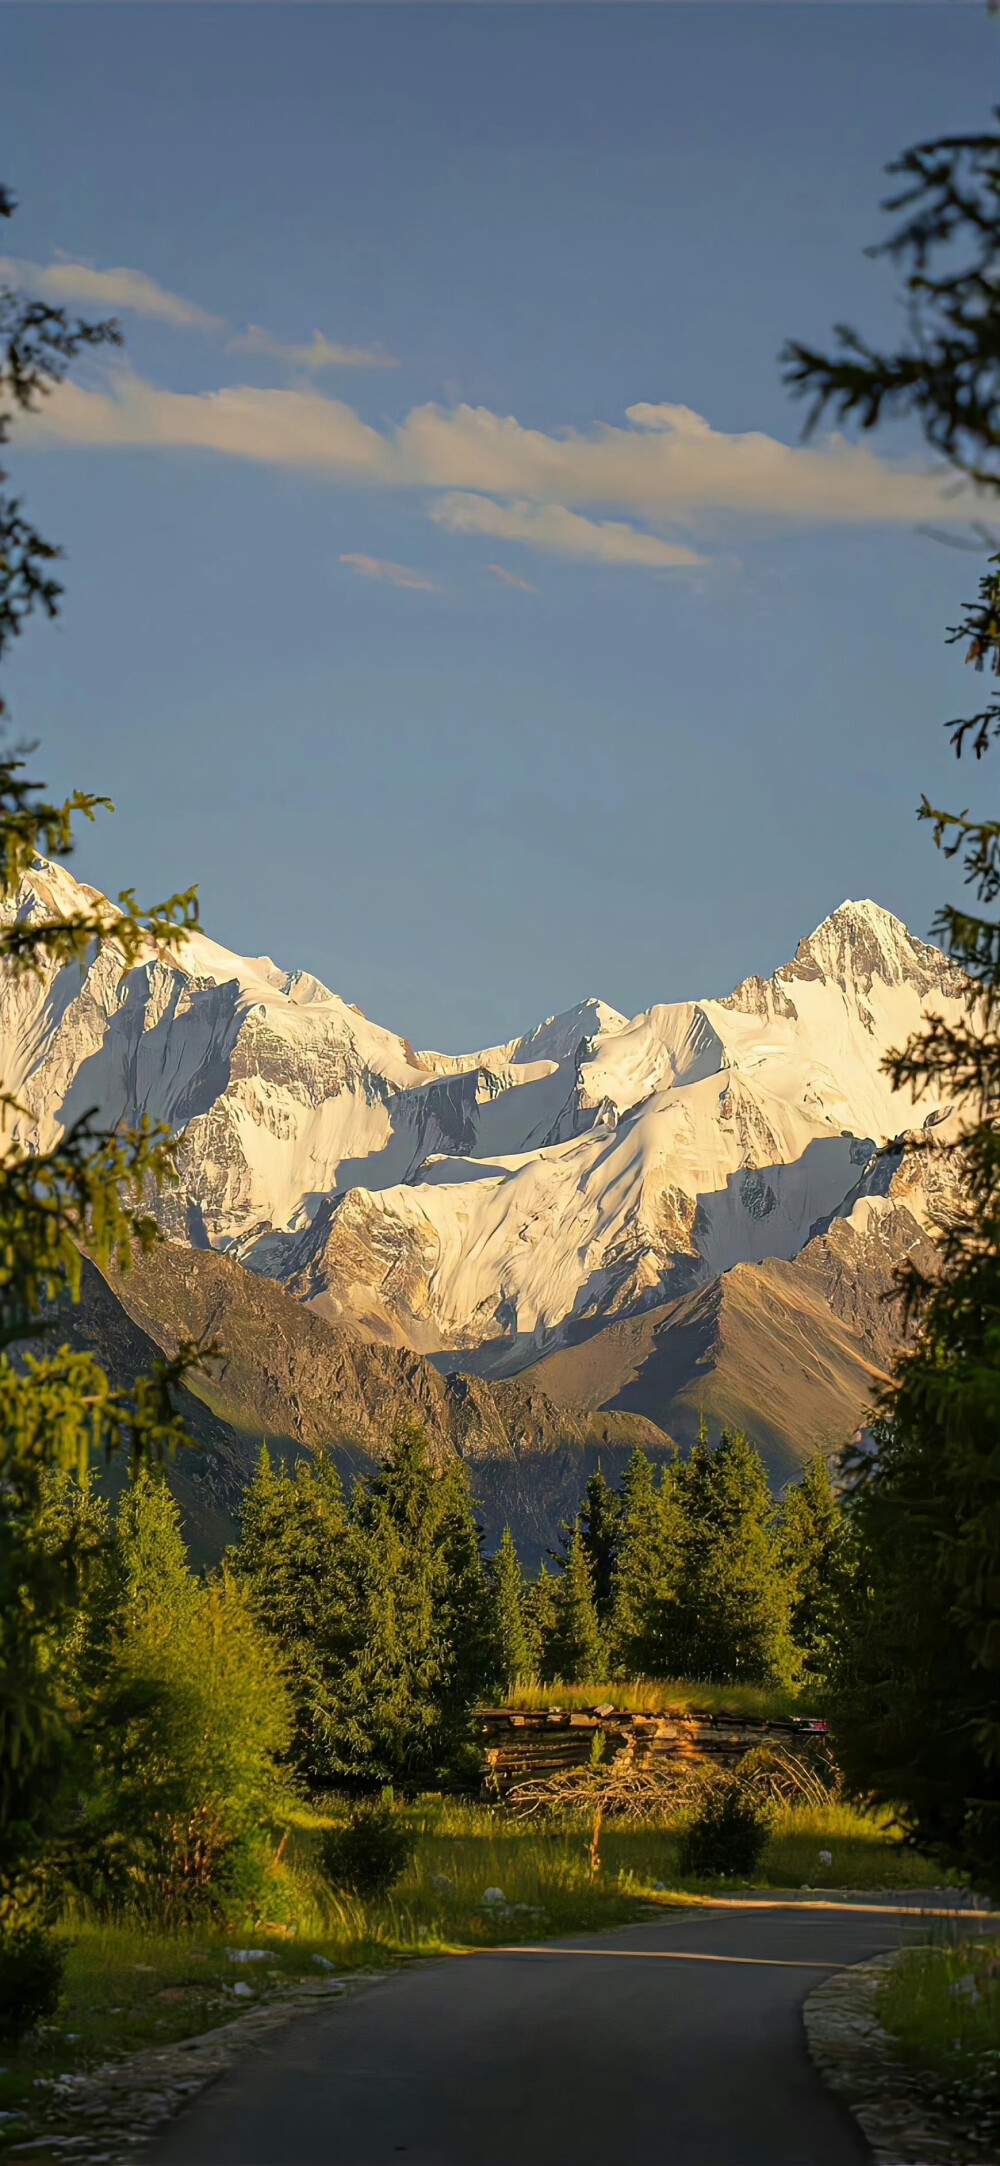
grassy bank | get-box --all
[500,1679,817,1720]
[876,1936,1000,2159]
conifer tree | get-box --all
[236,1430,496,1791]
[341,1425,495,1788]
[606,1449,682,1678]
[232,1449,355,1788]
[670,1430,796,1685]
[784,111,1000,1887]
[779,1457,850,1682]
[522,1562,557,1680]
[579,1466,623,1624]
[489,1527,533,1692]
[0,203,202,1920]
[544,1527,603,1683]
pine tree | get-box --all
[579,1467,623,1623]
[350,1426,496,1787]
[522,1563,557,1681]
[784,114,1000,1888]
[545,1527,603,1683]
[489,1527,533,1692]
[235,1429,496,1792]
[0,211,202,1920]
[606,1449,682,1678]
[670,1430,796,1685]
[779,1457,850,1681]
[232,1449,355,1787]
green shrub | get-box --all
[320,1800,416,1899]
[70,1479,295,1923]
[0,1923,65,2041]
[678,1774,772,1879]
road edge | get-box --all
[803,1952,985,2166]
[4,1973,388,2166]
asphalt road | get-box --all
[152,1898,940,2166]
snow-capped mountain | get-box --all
[0,860,966,1376]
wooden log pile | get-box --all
[475,1706,828,1798]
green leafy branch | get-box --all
[0,1110,183,1348]
[0,1341,214,1481]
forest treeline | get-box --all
[7,1424,844,1935]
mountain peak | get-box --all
[789,897,955,997]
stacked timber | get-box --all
[475,1706,827,1797]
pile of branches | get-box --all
[505,1737,842,1822]
[505,1746,703,1823]
[735,1744,841,1811]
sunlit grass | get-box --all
[501,1678,819,1721]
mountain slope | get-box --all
[520,1149,943,1484]
[55,1240,670,1563]
[22,1258,260,1562]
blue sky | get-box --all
[2,3,995,1048]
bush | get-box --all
[319,1800,416,1899]
[70,1480,296,1923]
[678,1774,772,1880]
[0,1923,65,2041]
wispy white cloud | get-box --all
[31,372,387,471]
[29,371,973,524]
[486,562,538,592]
[228,324,398,372]
[340,553,441,592]
[22,367,980,575]
[434,493,703,569]
[0,256,396,374]
[0,255,223,332]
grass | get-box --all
[412,1799,938,1902]
[0,1794,943,2155]
[875,1935,1000,2157]
[0,1920,347,2148]
[500,1679,820,1721]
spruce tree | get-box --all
[606,1449,682,1678]
[779,1457,850,1682]
[335,1425,495,1790]
[522,1563,557,1681]
[670,1430,796,1686]
[579,1467,623,1624]
[232,1449,355,1788]
[0,208,202,1920]
[545,1527,603,1684]
[489,1527,533,1692]
[784,113,1000,1887]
